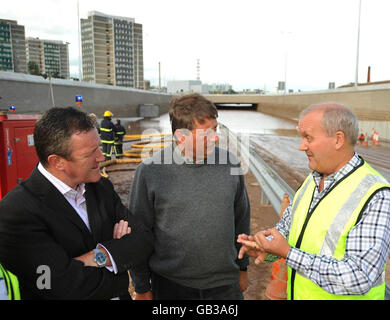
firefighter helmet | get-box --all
[104,110,113,117]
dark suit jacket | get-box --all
[0,167,153,299]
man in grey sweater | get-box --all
[129,93,250,300]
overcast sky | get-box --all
[3,0,390,91]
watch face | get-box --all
[94,250,107,266]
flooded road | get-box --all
[124,110,297,136]
[217,110,297,135]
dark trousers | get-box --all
[102,143,114,160]
[114,143,123,159]
[151,272,243,300]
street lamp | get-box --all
[41,73,55,108]
[77,0,83,81]
[281,31,292,94]
[355,0,362,87]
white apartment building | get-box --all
[26,37,70,79]
[81,11,143,89]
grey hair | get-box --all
[299,102,359,146]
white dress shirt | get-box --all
[37,163,118,274]
[0,279,8,300]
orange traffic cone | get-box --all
[363,132,369,146]
[373,131,379,146]
[265,258,288,300]
[358,129,365,145]
[280,193,290,218]
[264,193,290,300]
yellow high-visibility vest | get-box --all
[288,160,389,300]
[0,264,21,300]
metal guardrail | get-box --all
[220,124,294,215]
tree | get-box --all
[28,61,40,75]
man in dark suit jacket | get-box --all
[0,107,153,299]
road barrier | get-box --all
[219,124,295,216]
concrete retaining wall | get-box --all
[207,85,390,121]
[207,85,390,141]
[0,71,172,118]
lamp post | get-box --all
[158,62,161,90]
[281,31,292,94]
[354,0,362,87]
[49,74,55,107]
[77,0,83,81]
[41,73,55,108]
[284,48,288,95]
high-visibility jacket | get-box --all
[113,124,125,145]
[287,160,390,300]
[0,264,20,300]
[100,117,115,144]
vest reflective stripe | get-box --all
[102,151,113,156]
[290,175,313,224]
[320,174,388,257]
[0,264,20,300]
[288,161,389,300]
[115,131,125,135]
[101,140,114,144]
[100,127,113,132]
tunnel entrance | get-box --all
[214,103,257,110]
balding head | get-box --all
[299,102,359,146]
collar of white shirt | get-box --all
[37,163,89,230]
[37,163,86,199]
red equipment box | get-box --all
[0,113,41,200]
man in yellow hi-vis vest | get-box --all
[238,102,390,300]
[0,263,20,300]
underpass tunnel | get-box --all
[214,103,257,110]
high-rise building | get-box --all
[81,11,144,89]
[26,38,42,72]
[0,19,27,73]
[26,37,70,79]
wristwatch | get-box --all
[93,249,107,268]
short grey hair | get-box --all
[299,102,359,146]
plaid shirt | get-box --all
[276,153,390,296]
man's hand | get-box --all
[113,220,131,239]
[135,291,153,300]
[254,228,290,259]
[74,220,131,267]
[237,233,266,264]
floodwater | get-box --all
[123,109,298,136]
[217,110,297,135]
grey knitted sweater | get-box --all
[129,143,250,293]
